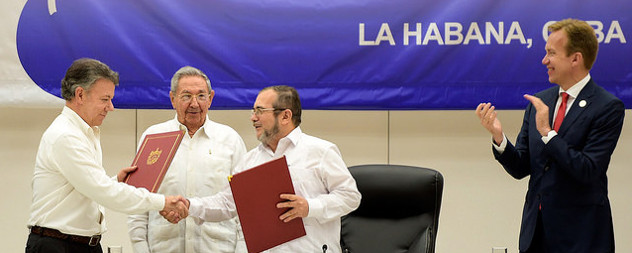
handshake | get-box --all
[118,166,190,223]
[161,196,190,223]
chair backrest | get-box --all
[341,164,444,253]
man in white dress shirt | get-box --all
[127,66,248,253]
[165,85,362,252]
[26,58,187,253]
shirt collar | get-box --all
[172,114,211,137]
[283,126,302,146]
[62,106,100,137]
[258,126,302,154]
[559,73,590,99]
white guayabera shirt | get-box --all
[128,116,248,253]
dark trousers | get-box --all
[26,233,103,253]
[522,212,547,253]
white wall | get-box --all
[1,107,630,253]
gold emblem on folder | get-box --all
[147,148,162,165]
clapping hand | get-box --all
[475,102,504,145]
[523,94,552,136]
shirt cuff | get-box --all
[306,198,323,219]
[492,134,508,153]
[188,198,202,218]
[147,193,165,211]
[187,198,207,225]
[541,130,557,144]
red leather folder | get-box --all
[229,156,306,253]
[125,130,184,193]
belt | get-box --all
[30,226,101,246]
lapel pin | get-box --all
[579,100,587,108]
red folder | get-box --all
[229,156,306,253]
[125,130,185,193]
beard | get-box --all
[258,118,280,146]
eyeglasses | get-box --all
[251,107,287,116]
[179,93,210,103]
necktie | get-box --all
[553,92,569,132]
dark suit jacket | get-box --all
[494,79,624,253]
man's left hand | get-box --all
[524,94,552,136]
[117,166,138,182]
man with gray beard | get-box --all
[164,85,361,253]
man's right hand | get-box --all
[160,196,188,223]
[475,102,504,145]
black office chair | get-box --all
[341,164,444,253]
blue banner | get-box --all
[17,0,632,109]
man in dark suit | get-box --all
[475,18,624,253]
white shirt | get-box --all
[127,116,248,253]
[28,106,165,237]
[189,127,362,253]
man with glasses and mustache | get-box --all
[127,66,247,253]
[164,85,361,253]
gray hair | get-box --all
[61,58,119,101]
[261,85,302,127]
[170,66,212,92]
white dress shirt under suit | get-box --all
[188,127,362,253]
[28,106,165,237]
[127,116,248,253]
